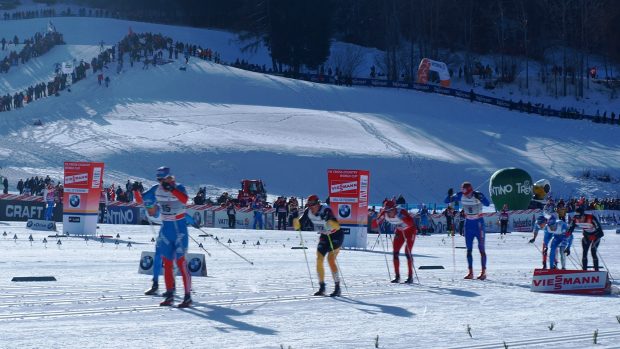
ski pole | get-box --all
[297,229,315,289]
[193,225,254,265]
[451,227,456,277]
[327,233,348,293]
[189,233,211,257]
[596,248,615,281]
[174,215,211,256]
[406,240,420,285]
[379,229,392,281]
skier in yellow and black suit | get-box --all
[294,194,344,297]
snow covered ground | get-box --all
[1,222,619,349]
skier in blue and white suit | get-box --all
[136,166,192,307]
[445,182,490,280]
[529,214,552,269]
[546,215,573,270]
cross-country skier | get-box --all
[445,182,491,280]
[567,201,605,271]
[374,199,417,283]
[529,214,551,269]
[140,167,192,307]
[294,195,344,297]
[546,215,573,270]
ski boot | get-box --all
[390,275,400,283]
[313,282,326,296]
[330,282,341,297]
[160,291,174,306]
[144,280,158,295]
[177,293,192,308]
[477,269,487,280]
[161,282,176,297]
[464,268,474,279]
[404,276,414,284]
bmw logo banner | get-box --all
[138,251,207,276]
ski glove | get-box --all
[473,192,483,200]
[293,218,301,231]
[161,181,175,191]
[564,248,570,256]
[448,188,454,197]
[528,238,535,243]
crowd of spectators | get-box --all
[104,180,145,203]
[1,31,64,73]
[0,30,65,112]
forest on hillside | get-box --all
[32,0,620,95]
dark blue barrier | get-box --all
[0,199,46,221]
[104,205,140,224]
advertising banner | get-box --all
[138,251,207,277]
[62,161,104,235]
[531,269,610,295]
[104,205,140,225]
[211,207,275,229]
[0,199,46,221]
[26,219,57,231]
[327,169,369,248]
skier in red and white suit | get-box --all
[374,200,418,283]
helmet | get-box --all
[536,215,546,225]
[547,215,557,227]
[575,205,585,215]
[575,198,586,215]
[306,194,320,206]
[384,200,396,211]
[156,166,171,180]
[533,179,551,200]
[461,182,473,195]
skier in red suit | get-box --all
[374,200,417,283]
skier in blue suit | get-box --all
[546,215,573,270]
[445,181,490,280]
[136,167,192,308]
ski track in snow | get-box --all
[1,221,620,348]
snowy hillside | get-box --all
[0,17,618,203]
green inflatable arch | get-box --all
[489,168,533,210]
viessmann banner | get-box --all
[63,161,104,235]
[327,169,369,249]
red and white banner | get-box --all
[62,161,104,235]
[531,269,611,295]
[328,169,370,248]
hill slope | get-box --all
[0,18,618,203]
